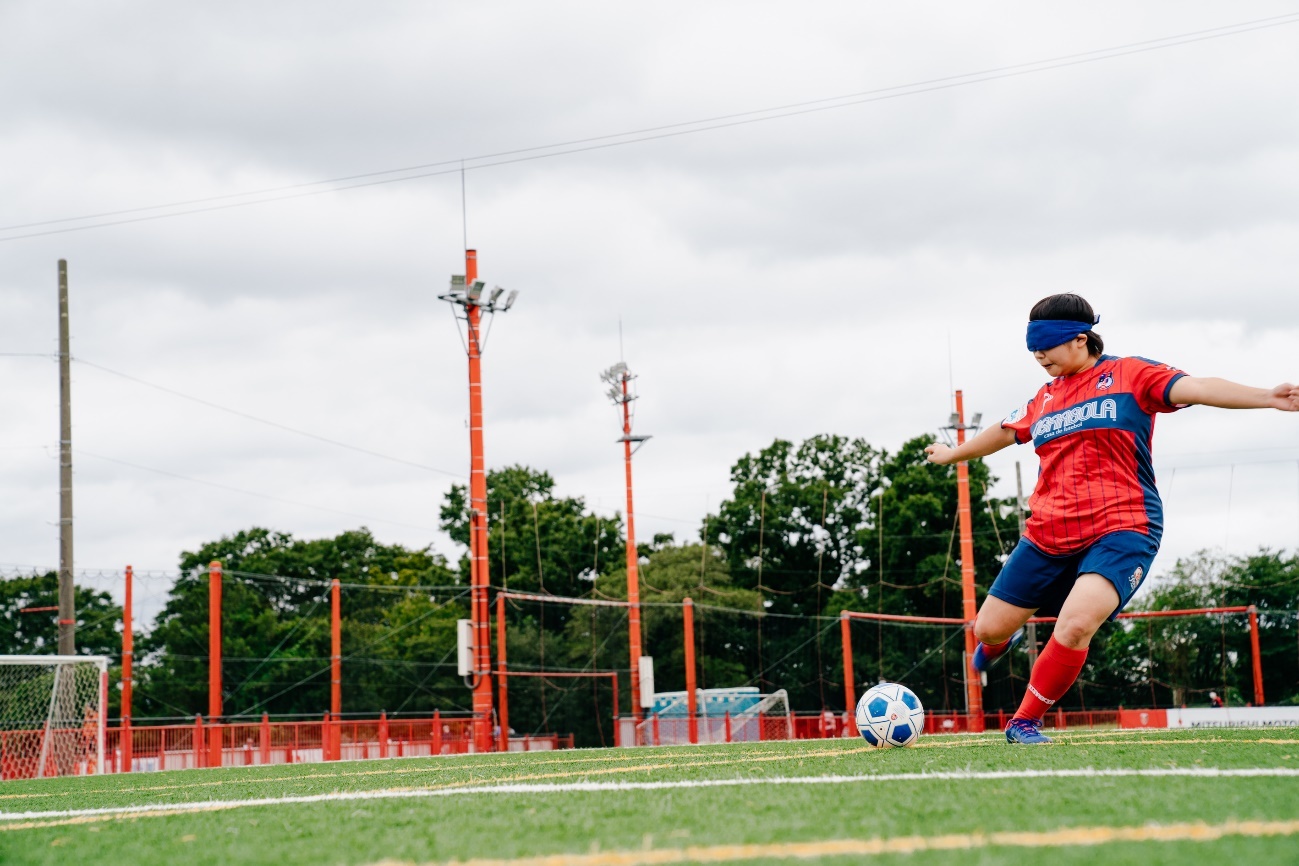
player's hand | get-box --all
[925,443,956,465]
[1270,382,1299,412]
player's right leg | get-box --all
[973,538,1061,673]
[972,597,1031,672]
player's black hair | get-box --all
[1029,293,1104,356]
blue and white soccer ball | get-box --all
[855,682,924,748]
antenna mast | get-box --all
[439,250,519,752]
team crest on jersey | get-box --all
[1129,566,1144,590]
[1004,404,1028,425]
[1097,372,1114,390]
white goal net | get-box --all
[0,656,107,780]
[636,688,794,746]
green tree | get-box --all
[0,572,126,715]
[1078,549,1299,710]
[441,465,623,602]
[137,528,466,720]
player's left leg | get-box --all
[1006,575,1118,744]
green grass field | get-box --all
[2,728,1298,866]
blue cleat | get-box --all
[1005,717,1052,744]
[972,628,1025,673]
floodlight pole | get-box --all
[621,372,645,724]
[604,363,650,723]
[953,391,985,732]
[465,250,493,752]
[439,249,517,753]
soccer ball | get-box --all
[855,682,924,748]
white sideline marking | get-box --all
[2,767,1297,826]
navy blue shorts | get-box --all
[987,531,1159,620]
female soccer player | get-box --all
[924,293,1298,744]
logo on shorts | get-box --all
[1129,566,1144,590]
[1097,372,1114,390]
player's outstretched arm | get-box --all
[925,423,1017,465]
[1168,378,1299,412]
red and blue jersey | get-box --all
[1001,355,1188,556]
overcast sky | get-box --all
[2,2,1298,624]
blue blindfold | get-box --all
[1026,318,1098,352]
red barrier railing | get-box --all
[89,713,573,775]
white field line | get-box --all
[2,767,1298,827]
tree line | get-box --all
[2,433,1295,746]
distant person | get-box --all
[1209,691,1224,708]
[926,293,1297,744]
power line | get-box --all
[75,449,437,534]
[3,12,1297,243]
[74,358,464,478]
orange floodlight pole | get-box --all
[439,250,518,753]
[496,593,509,752]
[602,362,651,723]
[683,597,698,744]
[1248,605,1265,705]
[953,391,985,733]
[122,564,133,772]
[465,250,493,752]
[209,560,223,767]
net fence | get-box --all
[0,657,105,779]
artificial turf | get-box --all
[2,728,1297,865]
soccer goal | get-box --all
[0,656,108,780]
[636,687,794,746]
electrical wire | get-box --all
[3,12,1297,243]
[74,358,464,478]
[75,449,438,533]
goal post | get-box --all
[0,655,108,780]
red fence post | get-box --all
[496,593,509,753]
[683,598,698,745]
[611,674,619,748]
[122,564,133,773]
[194,715,204,769]
[260,713,270,765]
[724,711,732,744]
[331,579,342,723]
[1248,605,1265,705]
[433,710,442,755]
[841,612,855,710]
[208,560,223,769]
[379,711,389,759]
[841,612,856,734]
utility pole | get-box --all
[944,391,984,733]
[601,361,651,722]
[1015,462,1038,671]
[57,260,75,655]
[439,251,518,752]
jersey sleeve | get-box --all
[1127,357,1188,414]
[1000,389,1042,444]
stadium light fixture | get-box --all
[488,286,505,305]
